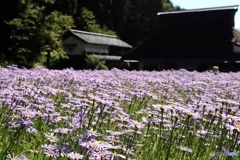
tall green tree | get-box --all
[118,0,180,45]
[0,0,183,67]
[110,0,131,35]
[0,0,28,65]
[76,0,182,46]
[74,7,116,35]
[41,0,78,16]
[78,0,114,28]
[6,0,74,67]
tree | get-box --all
[37,0,78,16]
[77,0,114,27]
[7,0,74,67]
[110,0,131,36]
[74,7,116,35]
[118,0,180,45]
[84,54,108,70]
[0,0,29,65]
[0,0,183,67]
[76,0,181,46]
[40,11,75,67]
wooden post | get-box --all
[157,62,161,71]
[46,50,50,68]
[139,61,144,70]
[45,45,51,68]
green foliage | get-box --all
[0,0,183,67]
[161,0,175,11]
[75,7,116,35]
[7,4,44,67]
[0,52,9,67]
[84,54,108,70]
[34,51,61,68]
[40,11,74,59]
[6,0,74,68]
[53,0,78,15]
[77,0,182,45]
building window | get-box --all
[64,44,77,52]
[109,46,124,56]
[69,47,74,52]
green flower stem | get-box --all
[165,116,178,160]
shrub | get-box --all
[84,54,108,70]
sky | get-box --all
[170,0,240,29]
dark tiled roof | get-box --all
[70,29,132,48]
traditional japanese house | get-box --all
[122,5,240,71]
[62,29,132,69]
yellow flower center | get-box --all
[227,115,234,119]
[49,135,55,139]
[49,150,55,155]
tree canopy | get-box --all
[0,0,182,67]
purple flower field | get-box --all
[0,65,240,159]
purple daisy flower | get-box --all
[8,120,20,128]
[91,149,112,159]
[80,139,96,149]
[67,152,84,160]
[42,144,60,158]
[70,111,88,129]
[16,155,29,160]
[83,129,100,139]
[19,118,33,127]
[59,146,68,155]
[6,153,18,160]
[44,132,59,142]
[54,127,73,134]
[128,120,145,130]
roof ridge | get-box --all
[71,29,117,38]
[157,5,239,15]
[69,29,132,48]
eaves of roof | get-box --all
[135,57,240,63]
[92,55,121,60]
[70,29,132,48]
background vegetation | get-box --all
[84,54,108,70]
[0,0,182,68]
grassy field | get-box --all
[0,65,240,160]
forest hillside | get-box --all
[0,0,182,67]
